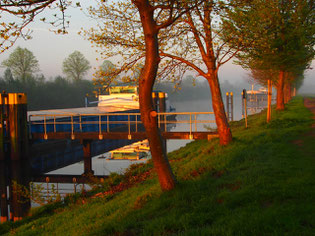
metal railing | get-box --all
[28,111,216,139]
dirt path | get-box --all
[304,97,315,128]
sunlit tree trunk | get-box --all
[134,0,176,191]
[207,71,232,145]
[276,70,285,110]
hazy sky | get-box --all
[0,2,314,93]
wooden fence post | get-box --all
[267,80,272,123]
[243,89,248,128]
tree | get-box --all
[158,1,241,145]
[93,60,119,96]
[62,51,91,82]
[1,46,39,81]
[3,68,14,82]
[222,0,315,110]
[87,1,237,145]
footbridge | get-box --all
[28,111,219,141]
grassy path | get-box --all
[304,97,315,127]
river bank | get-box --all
[0,96,314,235]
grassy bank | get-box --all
[1,97,314,235]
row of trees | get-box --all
[222,0,314,112]
[1,47,91,82]
[0,72,94,110]
[0,0,314,192]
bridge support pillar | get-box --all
[82,140,94,175]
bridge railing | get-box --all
[28,112,216,139]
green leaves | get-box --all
[62,51,91,82]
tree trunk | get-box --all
[284,82,292,104]
[276,71,285,110]
[134,0,176,191]
[288,83,292,101]
[207,72,232,145]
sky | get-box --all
[0,1,314,93]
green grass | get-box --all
[1,96,314,236]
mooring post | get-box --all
[241,91,244,118]
[158,92,167,152]
[243,89,248,128]
[267,80,272,123]
[9,159,31,222]
[226,92,230,121]
[0,161,8,223]
[152,92,159,112]
[82,140,94,175]
[0,93,31,222]
[0,93,7,161]
[8,93,29,161]
[230,92,234,121]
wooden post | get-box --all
[241,92,244,118]
[152,92,159,111]
[267,80,272,123]
[0,161,8,223]
[230,92,234,121]
[158,92,167,152]
[226,92,230,121]
[82,140,94,175]
[10,159,31,222]
[0,93,5,161]
[243,89,248,128]
[7,93,28,161]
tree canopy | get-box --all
[62,50,91,82]
[85,0,236,145]
[1,46,39,80]
[92,60,120,96]
[222,0,315,109]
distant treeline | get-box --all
[0,74,94,111]
[0,71,249,111]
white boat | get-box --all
[97,86,140,112]
[109,139,151,160]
